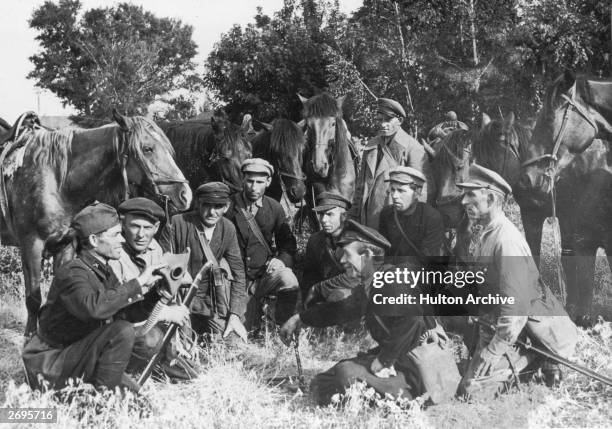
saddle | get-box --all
[0,111,44,147]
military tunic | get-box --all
[301,230,345,300]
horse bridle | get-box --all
[117,128,188,219]
[521,86,598,181]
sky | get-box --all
[0,0,363,121]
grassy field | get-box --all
[0,201,611,428]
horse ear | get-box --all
[297,93,308,105]
[259,121,273,131]
[504,112,515,129]
[336,95,346,109]
[112,108,129,131]
[480,113,491,130]
[297,119,306,130]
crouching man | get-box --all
[109,197,193,378]
[456,164,578,398]
[22,203,166,392]
[280,219,449,405]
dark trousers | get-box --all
[310,354,414,406]
[23,320,135,391]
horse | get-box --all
[2,110,192,337]
[299,93,356,205]
[251,118,306,203]
[159,115,252,193]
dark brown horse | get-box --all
[159,116,252,193]
[521,72,612,321]
[251,118,306,203]
[299,93,356,203]
[2,111,192,337]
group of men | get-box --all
[22,97,578,406]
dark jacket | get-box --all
[379,203,445,259]
[37,252,145,348]
[165,211,247,317]
[226,193,296,280]
[301,230,344,298]
[300,263,435,367]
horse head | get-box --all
[209,116,252,192]
[431,128,474,229]
[112,110,192,211]
[251,118,306,203]
[300,93,346,179]
[521,72,600,195]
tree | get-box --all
[29,0,201,124]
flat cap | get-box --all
[313,191,352,212]
[241,158,274,176]
[118,197,165,222]
[72,202,120,238]
[457,164,512,196]
[385,166,426,186]
[337,219,391,251]
[377,98,406,119]
[195,182,231,204]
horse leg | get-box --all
[21,236,44,338]
[567,242,597,327]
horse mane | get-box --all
[19,128,73,187]
[0,117,10,131]
[253,119,304,169]
[159,120,215,149]
[473,118,532,166]
[126,116,176,158]
[302,93,342,118]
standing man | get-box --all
[351,98,430,228]
[379,166,445,261]
[165,182,248,341]
[456,164,578,397]
[22,203,164,392]
[225,158,299,330]
[280,220,447,405]
[301,191,352,307]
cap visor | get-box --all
[312,204,336,212]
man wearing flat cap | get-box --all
[109,197,194,378]
[301,192,354,307]
[456,164,577,398]
[164,182,248,341]
[379,166,445,261]
[23,202,164,392]
[351,98,431,229]
[280,219,450,405]
[427,111,469,154]
[225,158,299,332]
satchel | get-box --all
[407,329,461,404]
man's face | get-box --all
[91,223,125,260]
[339,241,372,279]
[243,173,271,202]
[319,207,346,237]
[389,182,420,212]
[198,200,229,227]
[461,189,491,221]
[122,214,159,253]
[375,113,403,136]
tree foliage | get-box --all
[29,0,201,124]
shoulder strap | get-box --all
[238,208,272,256]
[196,229,219,266]
[393,209,425,261]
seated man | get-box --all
[22,202,167,392]
[379,166,445,261]
[164,182,247,341]
[109,197,193,377]
[280,220,448,405]
[302,191,352,307]
[225,158,299,330]
[456,164,578,398]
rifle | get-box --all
[137,260,212,388]
[473,317,612,387]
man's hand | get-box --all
[223,313,248,343]
[266,258,285,274]
[371,357,397,378]
[159,304,190,326]
[474,347,502,378]
[279,314,302,346]
[137,263,167,290]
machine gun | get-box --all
[473,317,612,387]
